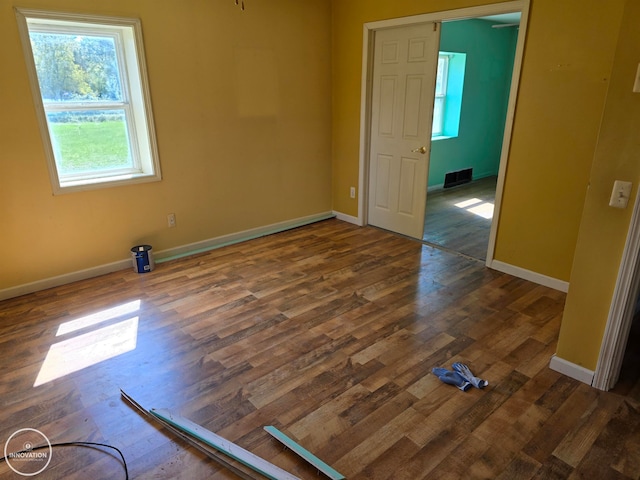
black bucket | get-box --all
[131,245,155,273]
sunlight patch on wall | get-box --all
[454,197,494,219]
[34,301,140,387]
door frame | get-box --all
[592,189,640,390]
[357,0,530,267]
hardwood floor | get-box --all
[423,176,497,260]
[0,219,639,479]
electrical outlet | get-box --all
[350,187,356,199]
[167,213,176,228]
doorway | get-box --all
[359,1,530,267]
[593,189,640,390]
[611,294,640,394]
[423,16,520,261]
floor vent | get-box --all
[443,168,473,188]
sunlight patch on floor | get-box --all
[34,301,140,387]
[56,300,141,336]
[454,197,494,220]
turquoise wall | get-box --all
[428,19,518,188]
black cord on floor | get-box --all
[0,441,128,479]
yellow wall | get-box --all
[557,0,640,370]
[330,0,624,282]
[0,0,332,290]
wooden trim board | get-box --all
[264,426,345,480]
[150,409,300,480]
[120,389,299,480]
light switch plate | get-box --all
[609,180,633,209]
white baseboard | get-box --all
[0,259,133,302]
[333,211,362,226]
[156,212,335,262]
[549,354,595,385]
[489,260,569,293]
[0,212,335,302]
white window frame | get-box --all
[15,8,161,194]
[432,54,449,137]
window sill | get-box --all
[431,135,457,142]
[56,172,161,194]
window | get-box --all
[432,52,466,140]
[432,55,449,137]
[16,9,161,194]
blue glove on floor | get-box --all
[432,367,472,391]
[452,362,488,389]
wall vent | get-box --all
[443,168,473,188]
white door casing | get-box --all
[593,187,640,390]
[367,23,440,239]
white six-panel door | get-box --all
[367,23,440,239]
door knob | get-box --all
[412,146,428,154]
